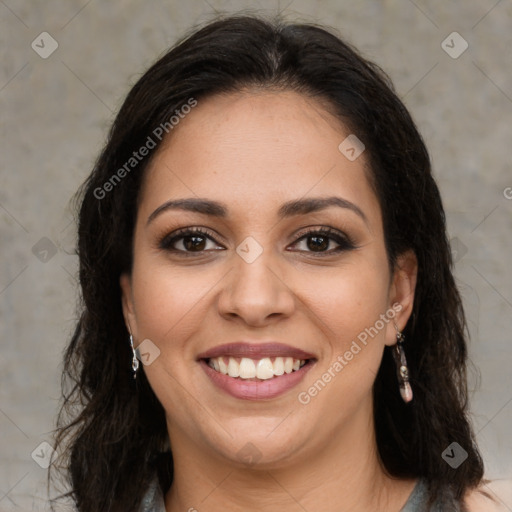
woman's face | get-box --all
[120,90,416,468]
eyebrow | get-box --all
[146,196,368,226]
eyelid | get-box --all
[292,225,355,245]
[157,224,357,257]
[157,226,223,251]
[289,226,357,255]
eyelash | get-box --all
[157,226,357,258]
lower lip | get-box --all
[199,359,315,400]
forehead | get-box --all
[138,90,380,226]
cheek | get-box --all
[297,259,391,400]
[129,264,216,416]
[130,262,216,353]
[299,259,390,341]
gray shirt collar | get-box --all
[139,476,458,511]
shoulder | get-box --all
[463,479,512,512]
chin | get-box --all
[206,427,307,469]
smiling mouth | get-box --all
[204,356,312,381]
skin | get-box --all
[119,89,491,511]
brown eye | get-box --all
[304,234,330,252]
[158,226,356,258]
[159,228,224,255]
[179,234,207,252]
[290,228,356,255]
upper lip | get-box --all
[197,342,316,361]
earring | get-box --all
[393,324,413,403]
[129,333,139,379]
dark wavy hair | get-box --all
[50,13,485,512]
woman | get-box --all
[51,14,501,512]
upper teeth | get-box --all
[208,356,306,379]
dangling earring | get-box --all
[129,332,139,379]
[393,323,413,403]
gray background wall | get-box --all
[1,0,511,510]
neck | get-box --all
[164,399,416,512]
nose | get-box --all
[217,248,296,327]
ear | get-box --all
[384,250,418,346]
[120,272,138,338]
